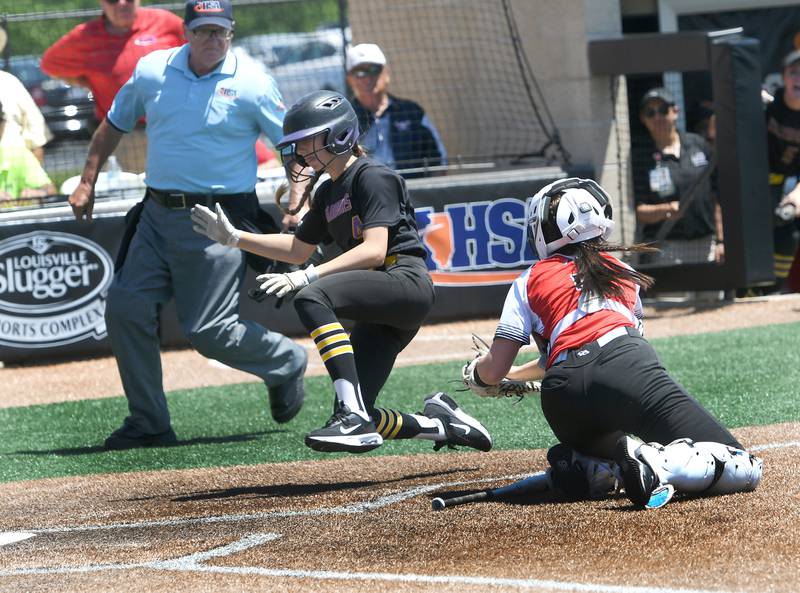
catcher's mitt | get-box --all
[461,334,541,398]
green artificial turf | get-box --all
[1,322,798,483]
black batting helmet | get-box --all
[276,90,360,155]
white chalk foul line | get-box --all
[749,440,800,452]
[0,532,34,547]
[158,533,282,568]
[0,533,280,577]
[0,532,745,593]
[6,473,534,536]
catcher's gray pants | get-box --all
[540,328,741,459]
[105,198,305,435]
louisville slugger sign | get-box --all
[0,231,113,348]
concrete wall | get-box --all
[346,0,636,243]
[508,0,635,243]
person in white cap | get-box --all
[0,27,52,163]
[346,42,447,178]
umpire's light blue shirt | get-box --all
[108,44,286,194]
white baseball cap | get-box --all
[346,43,387,72]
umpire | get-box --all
[68,0,308,450]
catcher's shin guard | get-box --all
[547,444,619,500]
[635,438,763,495]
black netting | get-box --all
[0,0,566,209]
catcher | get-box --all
[462,177,762,509]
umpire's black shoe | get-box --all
[104,425,178,451]
[267,358,307,423]
[615,436,658,508]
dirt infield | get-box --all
[0,422,797,593]
[0,295,799,592]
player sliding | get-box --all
[461,177,762,509]
[191,90,491,455]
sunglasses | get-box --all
[192,28,233,41]
[350,64,384,79]
[643,104,671,118]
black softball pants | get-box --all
[292,255,435,413]
[539,328,742,459]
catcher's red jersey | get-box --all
[495,253,643,368]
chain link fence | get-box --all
[0,0,567,208]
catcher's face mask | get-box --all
[526,178,615,260]
[279,133,337,184]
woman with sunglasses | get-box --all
[632,87,723,266]
[191,90,492,455]
[462,177,761,509]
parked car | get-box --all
[236,28,350,106]
[3,55,97,140]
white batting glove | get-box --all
[256,265,319,298]
[191,203,240,248]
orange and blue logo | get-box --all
[415,198,536,286]
[194,1,225,13]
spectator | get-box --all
[346,43,447,178]
[687,99,716,145]
[0,29,52,162]
[0,100,55,207]
[67,0,307,450]
[41,0,185,173]
[632,87,722,265]
[764,49,800,293]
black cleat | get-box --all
[267,357,307,424]
[615,436,659,508]
[423,392,492,452]
[104,425,178,451]
[305,406,383,453]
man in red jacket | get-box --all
[41,0,185,173]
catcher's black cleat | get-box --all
[423,392,493,452]
[547,443,591,500]
[615,436,659,508]
[305,406,383,453]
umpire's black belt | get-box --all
[146,187,256,209]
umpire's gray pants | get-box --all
[105,199,306,435]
